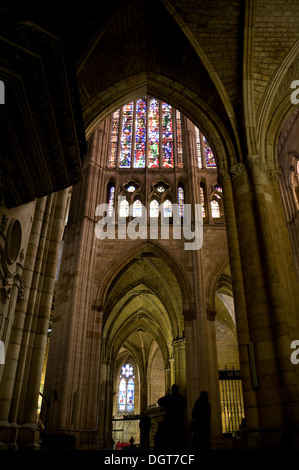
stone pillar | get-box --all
[218,167,261,447]
[223,156,299,448]
[172,338,186,396]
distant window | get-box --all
[132,199,143,217]
[150,199,160,217]
[119,199,129,218]
[108,185,115,217]
[118,363,135,412]
[178,186,184,217]
[108,97,184,169]
[211,200,220,218]
[200,185,206,217]
[163,199,173,218]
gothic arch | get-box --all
[96,239,193,313]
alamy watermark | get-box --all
[0,80,5,104]
[0,340,5,364]
[290,340,299,365]
[291,80,299,105]
[95,197,203,250]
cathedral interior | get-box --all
[0,0,299,452]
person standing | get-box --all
[158,384,186,450]
[191,391,211,451]
[139,412,152,450]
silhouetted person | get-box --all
[157,384,186,450]
[191,391,211,451]
[139,412,152,450]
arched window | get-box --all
[134,99,146,168]
[163,199,173,218]
[178,186,184,217]
[132,199,143,217]
[120,101,134,168]
[204,136,217,167]
[176,110,183,168]
[195,126,217,168]
[211,200,220,218]
[195,127,202,168]
[109,110,120,168]
[200,184,206,218]
[162,102,173,168]
[150,199,159,217]
[148,98,160,168]
[118,363,135,412]
[108,97,183,169]
[119,199,129,218]
[107,184,115,217]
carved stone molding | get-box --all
[230,162,246,179]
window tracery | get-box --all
[118,363,135,412]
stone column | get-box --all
[225,156,299,448]
[172,338,186,396]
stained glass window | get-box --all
[108,97,184,169]
[118,363,135,412]
[211,200,220,218]
[162,103,174,168]
[108,185,115,217]
[148,99,160,168]
[176,110,183,168]
[195,127,202,168]
[109,109,120,168]
[150,199,159,217]
[119,378,126,411]
[163,199,173,217]
[134,99,146,168]
[178,186,184,217]
[132,199,143,217]
[126,185,136,193]
[204,136,217,167]
[200,185,206,218]
[120,102,134,168]
[127,379,134,412]
[119,199,129,218]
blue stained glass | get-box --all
[127,379,134,412]
[120,102,134,167]
[204,136,217,167]
[108,186,115,217]
[134,99,146,168]
[162,103,173,168]
[176,110,183,168]
[109,109,120,168]
[178,186,184,217]
[163,199,172,217]
[148,99,160,168]
[119,378,126,411]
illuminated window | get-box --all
[120,102,134,168]
[163,199,173,218]
[195,127,217,168]
[132,199,143,217]
[148,99,160,168]
[109,110,120,168]
[108,185,115,217]
[211,200,220,218]
[150,199,159,217]
[134,99,146,168]
[108,97,183,169]
[176,110,183,168]
[195,127,202,169]
[178,186,184,217]
[162,103,174,168]
[119,199,129,218]
[118,363,135,412]
[200,185,206,218]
